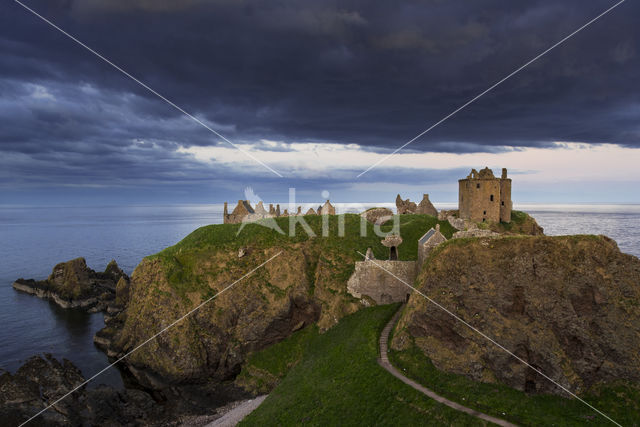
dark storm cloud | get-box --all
[0,0,638,202]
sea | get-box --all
[1,203,639,388]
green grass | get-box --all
[146,214,456,296]
[237,295,639,426]
[389,343,640,426]
[239,305,482,426]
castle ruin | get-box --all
[347,224,448,305]
[458,167,512,223]
[223,199,336,224]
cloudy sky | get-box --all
[1,0,639,205]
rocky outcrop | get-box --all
[489,211,544,236]
[392,235,640,395]
[0,354,163,426]
[452,229,499,238]
[94,239,364,392]
[13,258,129,312]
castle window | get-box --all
[476,183,480,189]
[501,201,504,206]
[483,210,486,215]
[490,195,494,201]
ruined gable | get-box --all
[416,194,438,216]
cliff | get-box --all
[489,210,544,235]
[95,214,456,391]
[13,258,128,311]
[392,235,640,395]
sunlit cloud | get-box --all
[178,141,640,184]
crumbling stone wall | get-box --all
[396,194,417,214]
[347,259,417,304]
[396,194,438,217]
[223,200,255,224]
[223,199,336,224]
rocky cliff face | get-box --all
[0,354,167,426]
[13,258,129,312]
[392,235,640,395]
[96,241,362,391]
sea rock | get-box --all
[0,355,162,426]
[13,258,129,312]
[392,235,640,395]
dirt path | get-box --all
[204,395,268,427]
[379,306,517,427]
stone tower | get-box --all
[458,167,512,223]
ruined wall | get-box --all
[224,200,255,224]
[347,260,417,304]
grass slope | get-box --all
[238,302,639,426]
[239,305,481,426]
[147,214,455,297]
[390,340,640,426]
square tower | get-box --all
[458,167,512,223]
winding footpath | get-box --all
[378,306,517,427]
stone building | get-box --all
[223,200,255,224]
[416,194,438,216]
[320,200,336,215]
[396,193,438,216]
[458,167,512,223]
[223,199,337,224]
[347,225,448,305]
[417,224,447,266]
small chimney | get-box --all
[436,223,440,232]
[502,168,508,179]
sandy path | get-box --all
[204,395,268,427]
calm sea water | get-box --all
[1,203,639,388]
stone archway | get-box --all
[381,234,403,260]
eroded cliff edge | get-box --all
[392,235,640,395]
[95,215,450,391]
